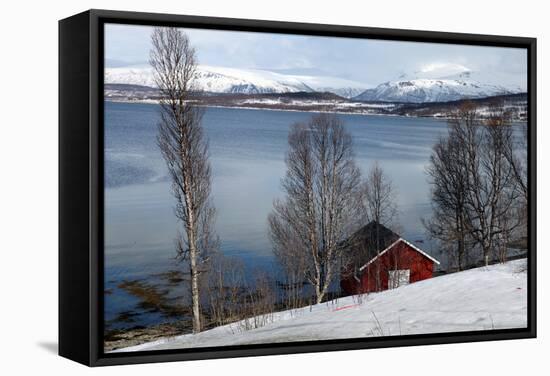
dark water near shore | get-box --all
[104,101,452,330]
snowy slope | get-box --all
[354,77,521,103]
[104,66,368,98]
[104,67,155,87]
[354,67,525,103]
[288,74,368,98]
[114,259,527,352]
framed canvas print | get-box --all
[59,9,536,366]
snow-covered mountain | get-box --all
[195,66,313,94]
[104,67,155,87]
[354,70,525,103]
[104,66,369,98]
[105,63,525,103]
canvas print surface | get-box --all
[103,23,529,353]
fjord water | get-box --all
[104,101,448,328]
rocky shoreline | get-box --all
[104,321,190,352]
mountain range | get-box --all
[104,65,525,103]
[355,71,524,103]
[105,66,367,99]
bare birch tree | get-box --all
[425,128,471,271]
[150,27,217,333]
[460,104,520,265]
[505,122,528,201]
[363,162,398,290]
[363,162,398,232]
[426,102,523,268]
[504,120,528,245]
[269,114,363,304]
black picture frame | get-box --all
[59,9,537,367]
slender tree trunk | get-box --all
[186,206,201,332]
[363,162,397,292]
[151,27,217,334]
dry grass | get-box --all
[117,280,188,317]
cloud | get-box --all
[419,62,471,76]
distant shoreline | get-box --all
[105,98,411,118]
[104,97,528,122]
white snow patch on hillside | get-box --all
[355,66,526,103]
[355,78,522,103]
[104,66,369,97]
[105,67,156,87]
[113,259,527,352]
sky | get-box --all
[105,23,527,88]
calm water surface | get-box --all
[104,101,449,328]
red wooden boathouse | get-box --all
[341,222,440,294]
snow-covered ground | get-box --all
[113,259,527,352]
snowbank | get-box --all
[113,259,527,352]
